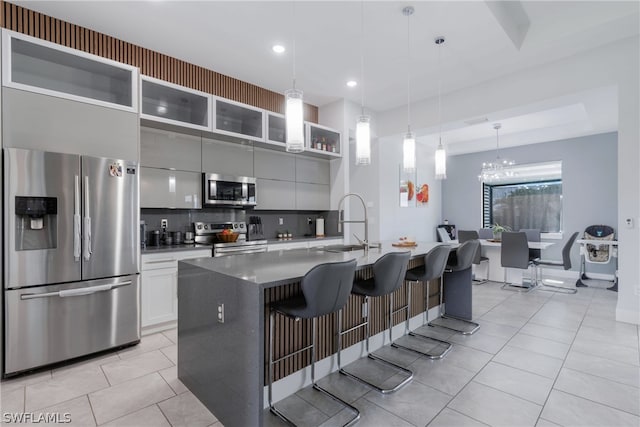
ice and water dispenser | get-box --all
[14,196,58,250]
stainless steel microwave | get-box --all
[203,173,257,207]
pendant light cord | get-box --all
[360,0,365,115]
[406,10,411,133]
[292,0,297,89]
[437,40,442,142]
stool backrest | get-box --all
[561,232,580,270]
[371,251,411,296]
[501,232,530,269]
[300,259,357,318]
[422,245,451,281]
[450,240,480,271]
[458,230,482,264]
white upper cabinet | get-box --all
[306,123,341,157]
[140,76,212,131]
[2,29,138,112]
[266,112,286,147]
[213,97,265,142]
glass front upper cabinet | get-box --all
[306,123,341,157]
[2,29,138,112]
[266,113,286,146]
[213,97,264,142]
[141,76,212,131]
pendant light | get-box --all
[402,6,415,173]
[285,1,304,153]
[478,123,516,182]
[355,0,371,165]
[434,37,447,180]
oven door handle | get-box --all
[215,247,267,255]
[20,281,132,300]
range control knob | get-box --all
[239,223,245,229]
[233,224,238,229]
[204,225,208,230]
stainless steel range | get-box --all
[194,221,268,257]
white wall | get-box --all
[378,137,443,242]
[376,35,640,324]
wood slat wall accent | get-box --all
[264,259,443,382]
[0,1,319,122]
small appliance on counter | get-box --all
[437,223,456,241]
[247,216,264,241]
[148,230,161,246]
[194,221,267,257]
[184,231,195,244]
[140,220,147,248]
[316,217,325,237]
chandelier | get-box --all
[478,123,516,183]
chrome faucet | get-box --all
[337,193,380,253]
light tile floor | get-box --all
[1,278,638,427]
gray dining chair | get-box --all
[520,228,541,261]
[533,232,579,294]
[478,228,493,239]
[501,232,537,292]
[458,230,489,284]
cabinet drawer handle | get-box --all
[144,258,176,264]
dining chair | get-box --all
[478,228,493,239]
[457,230,489,284]
[520,228,541,261]
[533,232,579,294]
[501,231,536,292]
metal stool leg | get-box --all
[392,280,452,359]
[269,310,360,427]
[428,276,480,335]
[339,295,413,394]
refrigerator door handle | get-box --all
[20,281,133,300]
[83,175,92,261]
[74,175,81,261]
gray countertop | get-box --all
[181,241,449,288]
[142,244,212,254]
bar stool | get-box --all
[391,245,452,359]
[268,259,360,427]
[458,230,489,284]
[428,240,481,335]
[339,252,413,393]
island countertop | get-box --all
[181,241,449,288]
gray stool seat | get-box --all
[533,232,579,294]
[391,245,452,359]
[428,240,481,335]
[268,259,360,426]
[339,252,413,394]
[458,230,489,284]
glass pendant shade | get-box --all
[285,88,304,153]
[355,115,371,165]
[403,131,416,173]
[435,139,447,180]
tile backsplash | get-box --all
[141,208,340,239]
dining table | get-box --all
[475,239,555,284]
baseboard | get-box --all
[616,307,640,325]
[264,305,441,407]
[141,321,176,336]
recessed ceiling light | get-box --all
[272,45,285,54]
[346,80,358,88]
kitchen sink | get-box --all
[319,244,366,253]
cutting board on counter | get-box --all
[392,241,417,247]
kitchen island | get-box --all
[177,242,459,427]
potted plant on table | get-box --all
[491,223,511,241]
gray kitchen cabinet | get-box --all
[254,147,295,181]
[295,183,330,210]
[256,179,296,210]
[295,157,330,185]
[202,137,254,176]
[2,87,138,161]
[140,167,202,209]
[140,127,202,171]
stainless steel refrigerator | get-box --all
[3,148,140,376]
